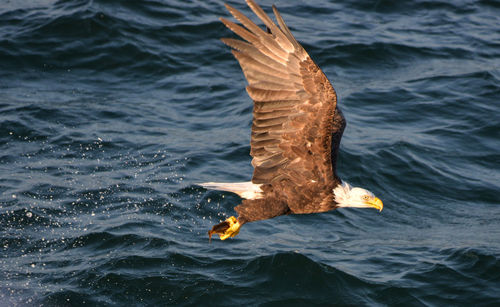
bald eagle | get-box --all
[201,0,383,241]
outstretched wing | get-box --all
[221,0,343,213]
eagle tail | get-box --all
[199,181,263,200]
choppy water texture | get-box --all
[1,0,500,305]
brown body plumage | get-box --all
[205,0,382,241]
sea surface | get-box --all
[1,0,499,306]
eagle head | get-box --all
[333,182,383,211]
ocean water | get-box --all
[1,0,499,305]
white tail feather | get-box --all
[199,181,263,199]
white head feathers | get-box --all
[333,182,376,209]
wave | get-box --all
[28,248,499,305]
[1,0,499,305]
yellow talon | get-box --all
[208,216,241,241]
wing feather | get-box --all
[231,51,292,81]
[221,38,286,72]
[221,1,342,213]
[225,4,290,60]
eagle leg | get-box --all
[208,216,241,241]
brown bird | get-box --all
[201,0,383,241]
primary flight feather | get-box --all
[201,0,383,241]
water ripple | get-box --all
[1,0,499,305]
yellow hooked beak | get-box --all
[367,197,384,212]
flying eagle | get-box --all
[201,0,383,241]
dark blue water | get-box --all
[1,0,499,305]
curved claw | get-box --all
[208,216,241,241]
